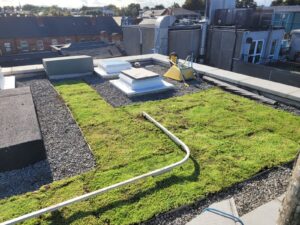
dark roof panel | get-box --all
[0,16,122,39]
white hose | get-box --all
[1,112,190,225]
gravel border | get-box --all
[18,76,96,180]
[144,164,293,225]
[84,64,213,107]
[274,103,300,116]
[0,160,52,199]
[0,75,95,199]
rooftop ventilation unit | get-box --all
[43,55,94,80]
[95,59,132,79]
[110,67,174,96]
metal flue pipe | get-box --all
[1,112,190,225]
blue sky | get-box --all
[0,0,273,8]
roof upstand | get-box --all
[110,68,174,97]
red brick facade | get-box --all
[0,33,122,56]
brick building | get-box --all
[0,16,122,55]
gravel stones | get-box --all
[144,165,292,225]
[0,161,52,199]
[18,76,95,180]
[84,64,213,107]
[0,75,95,199]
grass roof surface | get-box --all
[1,81,299,225]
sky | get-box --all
[0,0,273,8]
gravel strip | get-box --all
[144,165,292,225]
[0,75,95,199]
[84,64,213,107]
[0,161,52,199]
[274,103,300,116]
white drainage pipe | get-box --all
[1,112,190,225]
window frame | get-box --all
[247,39,265,64]
[51,39,58,45]
[36,40,44,51]
[65,38,72,44]
[268,39,277,60]
[4,42,12,53]
[20,40,29,52]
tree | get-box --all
[22,4,37,11]
[236,0,257,8]
[271,0,300,5]
[143,6,150,10]
[278,153,300,225]
[127,3,141,17]
[106,4,121,15]
[172,3,181,8]
[182,0,205,11]
[153,4,165,9]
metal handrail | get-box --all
[1,112,190,225]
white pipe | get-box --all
[199,21,208,63]
[1,112,190,225]
[138,26,143,54]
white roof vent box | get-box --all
[95,60,132,79]
[110,68,174,97]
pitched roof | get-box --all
[264,5,300,12]
[165,8,200,16]
[142,9,167,18]
[142,8,199,18]
[0,16,122,39]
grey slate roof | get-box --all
[142,9,167,18]
[167,8,199,16]
[0,16,122,39]
[263,5,300,12]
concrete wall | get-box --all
[43,55,94,78]
[206,28,244,70]
[208,0,236,24]
[168,29,202,59]
[123,25,203,60]
[122,25,155,55]
[233,59,300,87]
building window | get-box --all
[20,40,29,52]
[4,42,12,53]
[51,39,58,45]
[248,40,264,64]
[65,38,72,44]
[36,40,44,51]
[269,40,277,60]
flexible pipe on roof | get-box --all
[1,112,190,225]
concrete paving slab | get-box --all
[122,68,159,80]
[2,65,44,76]
[193,63,219,74]
[204,69,251,84]
[287,90,300,102]
[0,87,46,172]
[241,194,285,225]
[186,198,238,225]
[239,78,300,97]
